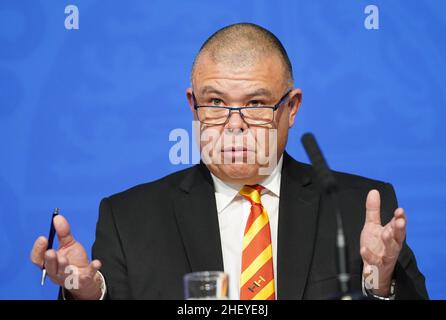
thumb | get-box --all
[365,189,381,225]
[53,215,75,248]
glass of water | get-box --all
[183,271,228,300]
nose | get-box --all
[225,109,248,133]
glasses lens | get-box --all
[197,107,229,125]
[241,107,274,125]
[196,107,274,125]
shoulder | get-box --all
[332,169,392,192]
[104,165,200,209]
[285,154,398,226]
[284,153,397,211]
[285,153,393,192]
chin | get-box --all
[219,163,260,182]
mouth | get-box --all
[220,146,255,163]
[221,146,251,152]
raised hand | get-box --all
[360,189,406,296]
[31,215,103,299]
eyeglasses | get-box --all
[192,90,292,125]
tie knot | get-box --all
[239,184,264,205]
[252,184,264,192]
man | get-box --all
[30,23,428,300]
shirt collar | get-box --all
[210,155,284,213]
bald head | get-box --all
[191,23,293,86]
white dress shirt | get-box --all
[210,156,283,300]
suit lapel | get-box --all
[173,163,224,273]
[277,153,321,299]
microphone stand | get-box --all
[301,133,365,300]
[330,191,352,299]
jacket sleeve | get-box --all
[91,197,132,299]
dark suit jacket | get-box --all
[92,152,428,299]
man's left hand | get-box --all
[360,189,406,296]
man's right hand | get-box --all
[30,215,103,300]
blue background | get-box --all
[0,0,445,299]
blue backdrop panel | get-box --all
[0,0,444,299]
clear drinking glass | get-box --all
[183,271,228,300]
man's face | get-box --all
[186,53,302,185]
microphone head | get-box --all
[301,133,338,193]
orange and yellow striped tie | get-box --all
[239,184,275,300]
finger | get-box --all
[389,209,404,231]
[381,226,395,247]
[44,250,59,278]
[393,208,407,245]
[31,236,48,268]
[365,189,381,225]
[86,259,102,278]
[57,254,70,278]
[394,208,405,220]
[380,223,404,261]
[53,215,75,248]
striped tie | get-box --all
[239,184,275,300]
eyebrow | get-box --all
[199,86,225,96]
[245,88,273,99]
[198,86,273,99]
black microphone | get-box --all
[301,133,351,298]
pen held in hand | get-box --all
[41,208,59,286]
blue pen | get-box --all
[41,208,59,286]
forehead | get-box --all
[192,53,287,96]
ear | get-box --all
[288,88,302,128]
[186,87,195,113]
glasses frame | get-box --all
[192,89,292,125]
